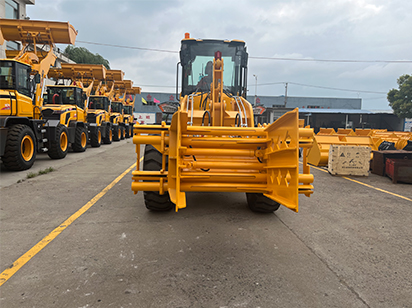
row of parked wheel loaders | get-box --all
[0,18,140,171]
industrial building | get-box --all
[134,92,406,132]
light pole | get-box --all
[253,74,257,105]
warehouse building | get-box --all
[134,92,405,131]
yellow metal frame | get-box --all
[132,41,314,212]
[132,108,314,212]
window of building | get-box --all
[5,0,19,19]
[6,41,20,51]
[5,1,21,51]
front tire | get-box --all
[103,124,112,144]
[113,126,120,141]
[246,193,280,213]
[120,126,125,140]
[143,144,173,211]
[2,124,36,171]
[90,128,102,147]
[127,124,133,138]
[72,126,88,152]
[48,124,69,159]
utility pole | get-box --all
[284,82,288,107]
[253,74,257,105]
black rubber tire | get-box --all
[125,124,133,138]
[113,126,120,141]
[129,125,134,138]
[2,124,36,171]
[90,127,102,147]
[120,126,125,140]
[246,193,281,213]
[143,144,173,211]
[125,125,130,138]
[103,124,112,144]
[72,126,88,152]
[48,124,69,159]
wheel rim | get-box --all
[21,135,34,162]
[81,132,87,148]
[118,129,121,139]
[98,130,102,143]
[109,130,112,141]
[60,131,68,152]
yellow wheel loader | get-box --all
[0,18,77,170]
[131,34,314,213]
[89,69,124,145]
[123,86,141,138]
[111,80,134,141]
[43,64,105,156]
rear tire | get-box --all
[2,124,36,171]
[143,144,173,211]
[113,126,120,141]
[48,124,69,159]
[90,128,102,147]
[72,126,88,152]
[246,193,280,213]
[103,125,112,144]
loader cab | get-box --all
[124,105,133,115]
[89,96,110,112]
[179,39,248,98]
[111,101,123,114]
[0,59,32,98]
[45,86,85,109]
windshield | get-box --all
[45,86,77,105]
[89,96,109,111]
[124,105,133,114]
[180,40,248,97]
[111,102,123,113]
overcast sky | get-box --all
[26,0,412,110]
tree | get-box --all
[64,46,110,69]
[387,74,412,118]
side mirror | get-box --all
[35,74,41,83]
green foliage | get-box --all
[387,74,412,118]
[26,172,37,179]
[38,167,55,175]
[26,167,55,179]
[64,46,110,69]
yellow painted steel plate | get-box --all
[60,63,106,79]
[0,18,77,45]
[106,70,124,81]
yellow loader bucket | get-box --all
[317,128,337,135]
[60,64,107,80]
[0,18,77,45]
[106,70,125,82]
[307,134,382,166]
[132,108,314,212]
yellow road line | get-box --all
[0,161,138,287]
[308,164,412,202]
